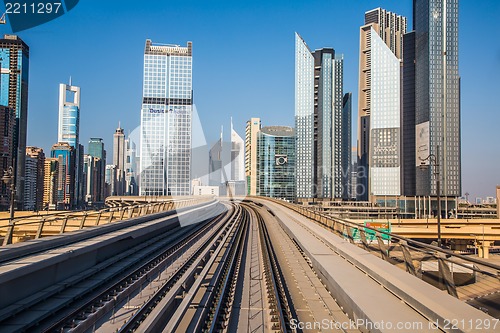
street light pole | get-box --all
[419,145,442,248]
[436,146,441,248]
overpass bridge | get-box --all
[0,196,498,332]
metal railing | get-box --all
[0,197,213,246]
[260,197,500,304]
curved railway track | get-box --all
[0,202,227,332]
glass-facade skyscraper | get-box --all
[140,39,193,196]
[58,82,83,208]
[257,126,296,202]
[0,35,29,209]
[414,0,461,197]
[51,142,75,210]
[295,33,349,200]
[357,8,407,201]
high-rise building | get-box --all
[414,0,461,198]
[402,31,417,196]
[0,105,15,210]
[43,158,58,210]
[113,124,125,195]
[0,35,29,209]
[88,137,105,160]
[209,130,223,187]
[51,142,75,210]
[24,147,45,211]
[83,154,106,205]
[230,120,245,182]
[105,164,117,197]
[245,118,261,196]
[257,126,296,202]
[295,33,348,200]
[87,138,106,202]
[342,93,352,199]
[140,39,193,196]
[58,83,80,147]
[125,136,138,195]
[58,82,84,208]
[357,8,407,201]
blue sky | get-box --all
[0,0,499,199]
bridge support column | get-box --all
[478,241,492,259]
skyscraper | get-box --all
[357,8,407,201]
[88,137,105,160]
[125,136,138,195]
[0,105,15,210]
[24,147,45,211]
[402,31,417,196]
[58,82,84,207]
[113,124,125,195]
[342,93,352,199]
[257,126,296,202]
[88,138,106,202]
[43,158,58,210]
[51,142,75,209]
[0,35,29,209]
[230,120,245,182]
[295,33,348,200]
[414,0,461,198]
[140,39,193,196]
[245,118,261,196]
[58,83,80,148]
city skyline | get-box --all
[0,0,498,199]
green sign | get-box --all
[349,221,392,241]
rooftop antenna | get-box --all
[69,76,72,86]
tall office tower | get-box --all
[83,154,105,204]
[0,105,15,210]
[245,118,261,196]
[125,137,138,195]
[402,31,416,196]
[256,126,296,202]
[414,0,461,198]
[88,138,106,202]
[83,154,93,203]
[58,83,80,147]
[24,147,45,211]
[140,39,193,196]
[58,82,84,207]
[209,129,223,187]
[88,137,105,159]
[295,33,347,200]
[230,120,245,182]
[341,93,352,199]
[43,158,59,210]
[0,35,29,209]
[357,8,407,201]
[105,164,117,197]
[51,142,75,210]
[113,124,125,195]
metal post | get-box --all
[2,167,15,245]
[436,146,442,248]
